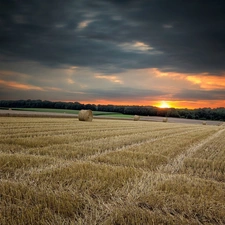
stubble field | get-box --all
[0,117,225,224]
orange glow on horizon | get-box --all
[78,99,225,109]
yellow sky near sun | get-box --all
[156,101,171,108]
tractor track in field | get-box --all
[7,127,206,179]
[158,127,225,174]
[84,127,208,162]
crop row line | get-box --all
[4,128,204,180]
[82,128,207,162]
[158,128,225,174]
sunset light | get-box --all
[1,2,225,223]
[158,101,171,108]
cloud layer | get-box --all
[0,0,225,108]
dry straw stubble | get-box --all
[1,117,224,225]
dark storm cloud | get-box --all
[173,89,225,100]
[109,0,225,74]
[0,0,225,74]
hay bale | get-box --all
[202,121,206,125]
[134,115,140,121]
[163,118,168,122]
[78,110,93,121]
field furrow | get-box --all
[191,129,225,161]
[89,128,216,171]
[159,128,224,174]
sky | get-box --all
[0,0,225,109]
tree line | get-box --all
[0,99,225,121]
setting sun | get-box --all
[158,101,171,108]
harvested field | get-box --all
[0,117,224,224]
